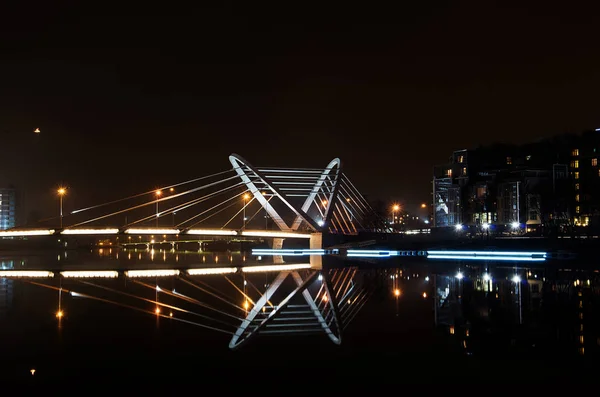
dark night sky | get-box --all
[2,2,600,219]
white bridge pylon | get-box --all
[229,154,365,235]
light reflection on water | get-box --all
[1,247,274,270]
[0,250,599,382]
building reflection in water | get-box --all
[0,260,15,319]
[430,264,599,358]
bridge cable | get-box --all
[177,276,244,311]
[220,197,255,230]
[177,192,248,228]
[75,280,236,328]
[69,174,242,227]
[70,169,239,215]
[132,279,244,320]
[22,280,234,334]
[124,181,246,227]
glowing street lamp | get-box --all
[57,187,67,228]
[392,204,400,227]
[242,193,250,229]
[155,190,162,227]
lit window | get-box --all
[462,167,467,176]
[576,206,580,214]
[457,155,464,163]
[575,183,580,190]
[506,157,512,165]
[575,172,580,179]
[572,149,579,156]
[571,160,579,169]
[446,169,452,177]
[526,155,531,161]
[576,194,580,202]
[593,158,598,167]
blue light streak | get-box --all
[251,249,325,256]
[427,255,546,262]
[427,250,546,257]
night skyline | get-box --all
[3,3,600,219]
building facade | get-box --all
[0,188,16,230]
[433,130,600,233]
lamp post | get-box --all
[242,193,250,229]
[155,190,162,227]
[57,188,66,228]
[261,191,267,229]
[392,204,400,231]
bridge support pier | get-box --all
[271,238,284,250]
[310,233,323,269]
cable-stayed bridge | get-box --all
[1,154,388,249]
[0,154,575,350]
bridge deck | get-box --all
[0,228,312,239]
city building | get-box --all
[0,187,16,230]
[432,129,600,233]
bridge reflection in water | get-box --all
[1,249,599,384]
[0,258,381,351]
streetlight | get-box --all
[392,204,400,228]
[242,193,250,229]
[57,187,66,228]
[261,191,268,229]
[155,190,162,227]
[421,203,427,209]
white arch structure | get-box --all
[229,154,346,233]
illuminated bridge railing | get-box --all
[0,228,313,239]
[250,249,548,261]
[0,264,315,279]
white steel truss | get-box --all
[229,154,383,234]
